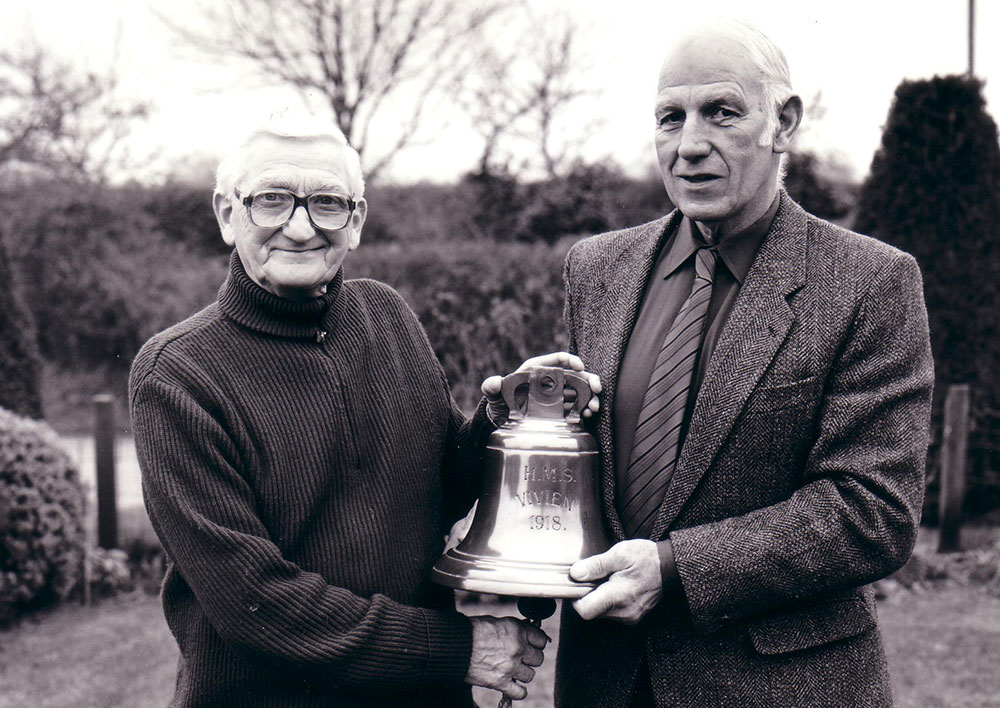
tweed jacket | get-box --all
[555,192,933,707]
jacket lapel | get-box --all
[589,212,680,540]
[649,192,808,539]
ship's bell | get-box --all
[432,366,611,598]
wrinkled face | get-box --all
[214,135,366,300]
[654,36,780,237]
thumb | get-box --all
[481,375,503,400]
[570,550,617,582]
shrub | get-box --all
[4,178,226,373]
[782,150,857,224]
[117,505,165,595]
[0,407,86,624]
[87,547,133,598]
[139,180,228,255]
[517,162,661,244]
[347,240,571,411]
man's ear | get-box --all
[773,94,803,154]
[213,191,236,247]
[347,197,367,251]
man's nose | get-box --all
[282,205,316,241]
[677,119,711,160]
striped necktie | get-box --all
[619,246,717,538]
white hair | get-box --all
[215,110,365,197]
[675,19,795,146]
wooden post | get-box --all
[94,393,118,550]
[938,384,970,552]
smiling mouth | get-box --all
[273,247,324,254]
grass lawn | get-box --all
[0,593,177,708]
[2,585,998,708]
[880,588,1000,708]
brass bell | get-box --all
[432,366,611,598]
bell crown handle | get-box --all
[499,370,531,420]
[499,366,592,423]
[563,370,592,424]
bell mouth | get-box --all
[431,547,597,599]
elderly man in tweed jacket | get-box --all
[543,19,934,708]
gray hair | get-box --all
[215,111,365,197]
[676,19,795,146]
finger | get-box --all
[518,352,581,371]
[502,678,528,700]
[521,646,544,667]
[517,353,552,371]
[482,375,503,398]
[561,353,586,371]
[513,663,536,683]
[572,585,617,621]
[523,628,549,650]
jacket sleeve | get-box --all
[669,251,934,632]
[130,372,473,692]
[563,244,580,355]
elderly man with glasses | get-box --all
[129,113,548,708]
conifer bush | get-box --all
[854,75,1000,516]
[0,407,86,624]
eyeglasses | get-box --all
[236,189,357,230]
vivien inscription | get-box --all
[512,488,575,511]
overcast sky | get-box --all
[3,0,997,184]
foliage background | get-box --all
[4,123,997,523]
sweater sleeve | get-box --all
[131,371,473,692]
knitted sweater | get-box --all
[129,253,489,707]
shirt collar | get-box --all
[661,194,779,285]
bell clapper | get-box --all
[516,596,557,623]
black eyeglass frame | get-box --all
[236,189,358,231]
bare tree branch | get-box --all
[532,20,588,178]
[162,0,508,181]
[461,7,593,179]
[0,37,148,183]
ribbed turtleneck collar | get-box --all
[217,250,343,340]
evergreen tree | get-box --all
[854,75,1000,512]
[0,230,44,419]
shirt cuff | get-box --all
[656,538,684,603]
